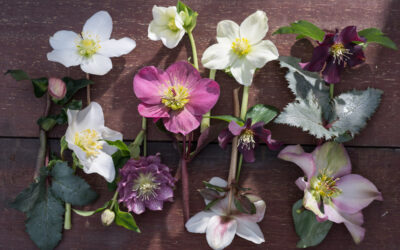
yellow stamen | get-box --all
[310,173,341,202]
[330,43,352,64]
[74,129,103,157]
[132,172,160,200]
[232,38,251,56]
[168,18,179,32]
[161,85,190,110]
[238,129,255,150]
[76,32,101,58]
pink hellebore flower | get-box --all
[133,61,220,135]
[185,177,266,250]
[48,77,67,99]
[278,142,382,244]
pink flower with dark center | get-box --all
[133,61,220,135]
[278,142,382,244]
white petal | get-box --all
[71,102,105,132]
[100,126,123,155]
[230,58,255,86]
[83,150,116,182]
[295,177,308,191]
[49,30,80,50]
[148,21,165,40]
[151,5,170,25]
[235,195,266,223]
[235,219,265,244]
[216,20,240,44]
[47,49,82,67]
[159,29,186,49]
[98,38,136,57]
[83,11,113,41]
[206,215,237,250]
[246,40,279,68]
[201,43,235,70]
[210,196,229,216]
[209,177,228,188]
[185,211,215,233]
[303,190,327,220]
[240,10,268,44]
[80,54,112,75]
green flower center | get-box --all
[161,85,190,110]
[74,129,103,157]
[330,43,351,64]
[77,33,101,58]
[133,172,160,200]
[232,38,251,56]
[168,18,179,32]
[238,129,255,150]
[310,174,342,202]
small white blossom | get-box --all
[47,11,136,75]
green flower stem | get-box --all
[142,117,147,157]
[235,154,243,182]
[64,203,72,230]
[110,190,119,211]
[227,88,240,214]
[187,31,199,70]
[240,86,249,120]
[200,69,217,132]
[329,84,334,99]
[86,73,91,104]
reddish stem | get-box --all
[181,136,190,222]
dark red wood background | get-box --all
[0,0,399,249]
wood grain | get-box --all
[0,0,399,147]
[1,138,399,249]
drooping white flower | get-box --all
[47,11,136,75]
[185,177,266,249]
[148,5,186,49]
[65,102,122,182]
[202,10,279,86]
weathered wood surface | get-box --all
[1,139,399,250]
[0,0,399,146]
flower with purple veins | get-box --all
[278,142,382,244]
[300,26,366,84]
[117,154,175,214]
[218,119,282,162]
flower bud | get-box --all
[48,77,66,99]
[101,209,115,226]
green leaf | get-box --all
[37,116,57,131]
[72,152,84,169]
[105,140,130,156]
[55,77,93,105]
[358,28,397,50]
[330,88,383,136]
[64,99,82,110]
[177,0,198,32]
[10,180,45,213]
[273,20,325,42]
[25,189,64,250]
[73,201,111,217]
[292,199,333,248]
[245,104,279,125]
[198,188,220,200]
[234,196,256,214]
[334,132,353,143]
[60,136,68,158]
[5,69,30,81]
[207,115,244,126]
[50,161,97,206]
[204,198,220,211]
[31,78,49,98]
[275,100,337,140]
[114,204,140,232]
[203,181,226,193]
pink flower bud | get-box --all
[48,77,66,99]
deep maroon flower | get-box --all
[117,154,175,214]
[300,26,366,84]
[218,119,282,162]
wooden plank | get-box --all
[0,0,399,147]
[1,138,398,249]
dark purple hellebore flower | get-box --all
[218,119,282,162]
[300,26,366,84]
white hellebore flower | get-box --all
[185,177,266,250]
[202,10,279,86]
[47,11,136,75]
[148,5,186,49]
[65,102,122,182]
